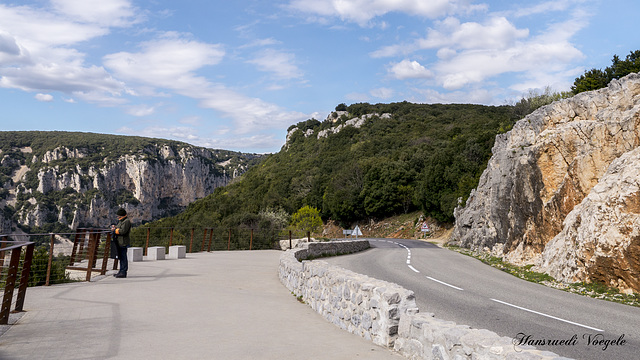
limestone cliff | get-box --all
[0,133,261,231]
[452,73,640,293]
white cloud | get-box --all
[410,87,494,104]
[418,17,529,50]
[0,2,136,104]
[288,0,486,26]
[375,12,585,91]
[247,48,303,80]
[105,33,309,134]
[345,92,370,102]
[103,33,226,88]
[126,104,156,117]
[35,93,53,102]
[116,125,283,152]
[117,125,200,142]
[389,59,433,80]
[370,87,394,99]
[179,116,201,125]
[51,0,142,27]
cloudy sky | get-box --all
[0,0,637,153]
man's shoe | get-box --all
[115,273,127,278]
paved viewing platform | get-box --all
[0,250,402,360]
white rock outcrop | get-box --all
[453,73,640,292]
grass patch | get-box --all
[444,244,640,307]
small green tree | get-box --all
[291,205,323,234]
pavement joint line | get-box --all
[408,265,420,273]
[490,298,604,332]
[426,276,464,291]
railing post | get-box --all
[0,247,22,324]
[227,229,231,251]
[46,233,55,286]
[207,229,213,252]
[169,227,174,248]
[101,232,111,275]
[69,229,84,265]
[145,227,150,256]
[15,243,35,312]
[289,230,292,249]
[189,228,194,253]
[91,231,101,268]
[250,229,253,250]
[0,235,8,268]
[85,232,98,282]
[201,228,208,252]
[307,231,310,242]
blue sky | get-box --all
[0,0,637,153]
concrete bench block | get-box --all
[128,247,143,262]
[168,245,186,259]
[147,246,165,260]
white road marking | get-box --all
[408,265,420,273]
[490,298,604,332]
[426,276,464,291]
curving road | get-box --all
[324,238,640,360]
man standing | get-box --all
[111,208,131,278]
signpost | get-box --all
[343,226,363,239]
[352,225,362,239]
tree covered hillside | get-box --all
[152,102,519,231]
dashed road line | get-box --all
[408,265,420,273]
[426,276,464,291]
[490,298,604,332]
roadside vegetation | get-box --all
[444,244,640,307]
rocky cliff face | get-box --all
[452,73,640,293]
[1,137,260,230]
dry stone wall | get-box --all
[279,241,565,359]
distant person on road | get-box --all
[111,208,131,278]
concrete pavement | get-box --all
[0,250,403,360]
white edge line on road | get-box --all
[490,298,604,332]
[408,265,420,273]
[426,276,464,291]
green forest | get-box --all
[146,102,518,233]
[144,50,640,233]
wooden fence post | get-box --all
[189,228,194,253]
[145,227,151,256]
[15,243,34,312]
[201,228,208,252]
[0,247,22,324]
[46,234,55,286]
[101,232,111,275]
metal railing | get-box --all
[0,239,35,325]
[0,226,313,322]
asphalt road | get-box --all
[324,238,640,360]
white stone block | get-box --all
[128,247,143,262]
[147,246,165,260]
[168,245,186,259]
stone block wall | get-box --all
[279,240,566,360]
[279,240,417,347]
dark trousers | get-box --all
[117,245,129,274]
